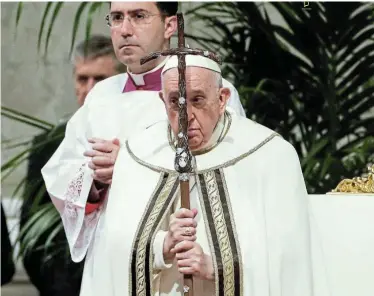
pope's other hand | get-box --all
[174,241,214,281]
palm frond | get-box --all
[15,2,24,27]
[37,2,54,53]
[84,3,104,53]
[17,203,60,260]
[69,2,89,57]
[1,106,54,130]
[44,2,65,56]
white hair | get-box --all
[215,71,223,88]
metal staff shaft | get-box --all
[179,181,193,295]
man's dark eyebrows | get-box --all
[128,9,150,15]
[109,10,123,15]
[110,9,148,15]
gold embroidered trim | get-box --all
[204,171,235,295]
[129,173,178,296]
[219,168,243,296]
[197,170,243,296]
[128,172,166,296]
[195,174,220,295]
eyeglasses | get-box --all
[105,11,162,28]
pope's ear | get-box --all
[159,91,165,103]
[219,87,230,112]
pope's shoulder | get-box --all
[230,114,300,163]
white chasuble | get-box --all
[79,115,314,296]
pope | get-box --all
[73,55,314,296]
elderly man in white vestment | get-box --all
[74,55,314,296]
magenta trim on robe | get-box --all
[123,67,163,93]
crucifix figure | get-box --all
[140,12,221,296]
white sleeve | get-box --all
[41,104,100,263]
[222,78,246,117]
[152,200,176,271]
[153,230,173,270]
[264,139,313,296]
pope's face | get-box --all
[161,67,230,151]
[109,2,176,74]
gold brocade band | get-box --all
[129,173,179,296]
[197,169,243,296]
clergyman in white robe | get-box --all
[77,55,314,296]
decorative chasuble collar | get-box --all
[126,115,280,173]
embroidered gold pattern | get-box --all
[131,173,178,296]
[195,174,221,295]
[203,171,236,296]
[218,168,244,296]
[128,173,169,296]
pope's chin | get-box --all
[188,137,203,152]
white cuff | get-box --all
[153,230,173,270]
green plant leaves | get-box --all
[15,2,23,27]
[38,2,54,54]
[1,106,54,130]
[15,2,106,57]
[186,2,374,193]
[69,2,89,57]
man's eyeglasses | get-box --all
[106,11,162,28]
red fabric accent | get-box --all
[85,201,102,215]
